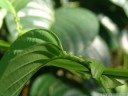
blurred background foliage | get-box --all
[0,0,128,95]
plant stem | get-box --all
[103,68,128,79]
[14,13,22,35]
[60,53,128,80]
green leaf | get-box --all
[0,29,62,77]
[0,42,89,96]
[0,0,16,16]
[0,28,63,96]
[30,74,88,96]
[48,59,88,72]
[30,74,58,96]
[6,0,54,41]
[51,7,99,56]
[12,0,31,11]
[100,75,123,89]
[0,43,63,96]
[0,29,89,96]
[86,58,105,79]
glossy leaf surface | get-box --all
[51,7,99,55]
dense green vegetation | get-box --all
[0,0,128,96]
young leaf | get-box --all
[100,75,123,89]
[86,58,105,79]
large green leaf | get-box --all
[6,0,54,41]
[0,43,63,96]
[30,74,88,96]
[51,7,99,56]
[0,28,124,95]
[0,43,89,96]
[0,29,89,96]
[0,29,63,96]
[0,29,62,77]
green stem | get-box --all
[0,40,10,48]
[52,53,128,93]
[60,53,128,79]
[61,51,89,69]
[103,68,128,79]
[14,13,22,35]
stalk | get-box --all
[103,68,128,79]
